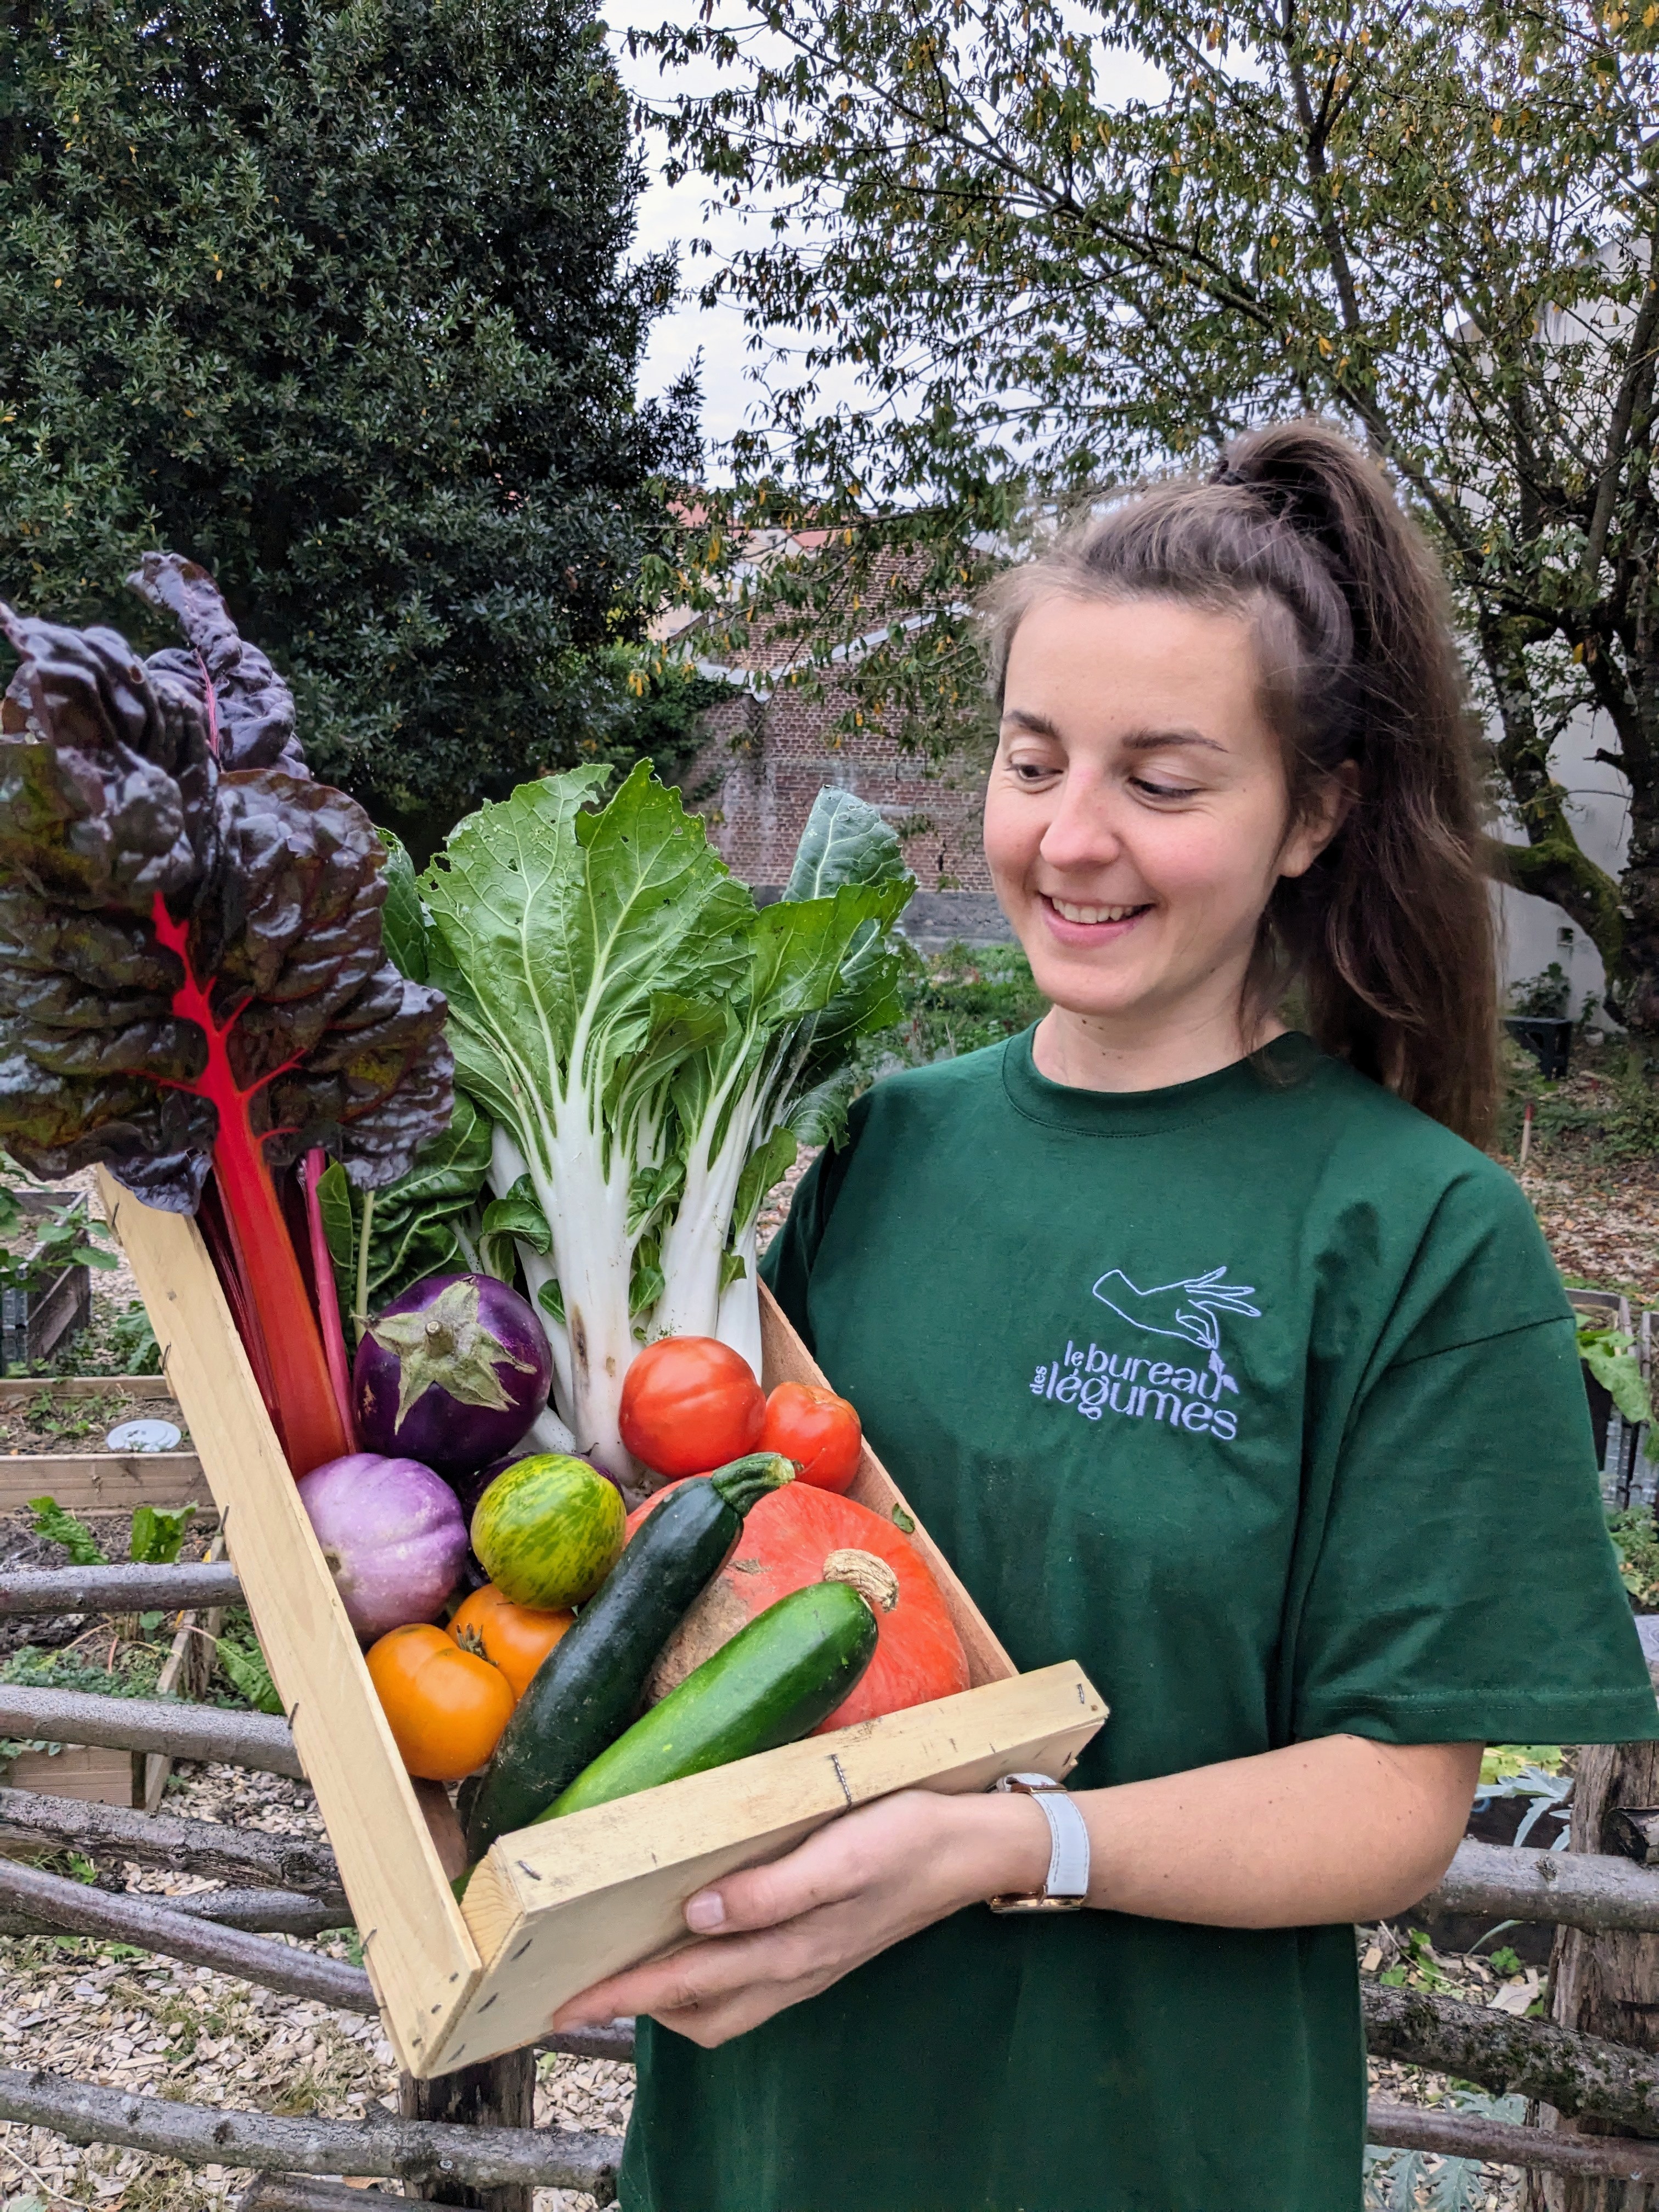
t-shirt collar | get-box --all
[999,1023,1318,1136]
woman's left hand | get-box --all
[548,1787,1050,2048]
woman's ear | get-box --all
[1279,760,1359,881]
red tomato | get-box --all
[760,1381,862,1493]
[619,1335,765,1477]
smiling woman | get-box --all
[568,424,1656,2212]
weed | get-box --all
[1609,1507,1659,1609]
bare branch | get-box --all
[0,1688,301,1776]
[0,1565,243,1618]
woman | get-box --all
[555,422,1658,2211]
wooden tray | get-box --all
[99,1169,1106,2076]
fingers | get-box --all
[685,1820,872,1936]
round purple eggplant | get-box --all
[353,1273,552,1477]
[297,1452,468,1642]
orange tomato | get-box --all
[449,1583,574,1700]
[759,1381,863,1493]
[365,1622,514,1781]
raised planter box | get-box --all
[2,1192,94,1372]
[0,1742,138,1808]
[98,1167,1105,2079]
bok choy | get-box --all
[418,764,910,1481]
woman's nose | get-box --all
[1038,777,1125,873]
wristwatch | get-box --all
[986,1771,1091,1913]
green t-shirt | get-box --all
[621,1031,1656,2212]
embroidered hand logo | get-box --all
[1090,1266,1260,1394]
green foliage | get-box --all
[1,0,700,834]
[860,942,1046,1078]
[1509,963,1571,1019]
[1603,1052,1659,1161]
[1364,2089,1528,2210]
[1486,1946,1524,1978]
[1378,1927,1453,1993]
[107,1300,161,1376]
[1578,1324,1654,1425]
[129,1504,195,1566]
[27,1494,107,1566]
[1609,1506,1659,1608]
[1480,1745,1564,1785]
[0,1181,117,1370]
[215,1620,283,1716]
[641,0,1659,1018]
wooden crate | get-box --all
[98,1168,1106,2078]
[1,1742,137,1807]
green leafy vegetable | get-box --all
[216,1626,283,1715]
[421,765,911,1477]
[319,1093,494,1339]
[27,1496,107,1566]
[1577,1322,1653,1427]
[129,1504,195,1566]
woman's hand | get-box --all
[549,1787,1052,2049]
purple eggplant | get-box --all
[353,1273,552,1477]
[298,1452,468,1642]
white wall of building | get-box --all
[1493,704,1631,1026]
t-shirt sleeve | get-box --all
[1290,1182,1659,1749]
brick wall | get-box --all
[685,682,994,892]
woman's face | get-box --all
[983,592,1337,1035]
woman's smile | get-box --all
[1037,893,1155,945]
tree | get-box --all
[640,0,1659,1022]
[1,0,701,833]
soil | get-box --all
[0,1509,217,1665]
[0,1393,191,1457]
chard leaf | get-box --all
[321,1092,494,1323]
[482,1181,552,1254]
[378,830,430,984]
[28,1497,108,1566]
[731,1123,798,1245]
[785,788,910,900]
[129,1504,194,1566]
[537,1278,566,1327]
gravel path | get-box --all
[0,1760,630,2212]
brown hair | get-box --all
[981,419,1498,1147]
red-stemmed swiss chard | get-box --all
[0,557,452,1476]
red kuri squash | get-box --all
[626,1479,970,1729]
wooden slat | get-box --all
[0,1453,211,1515]
[758,1280,1016,1687]
[2,1744,135,1808]
[95,1169,482,2078]
[0,1376,178,1403]
[445,1660,1105,2072]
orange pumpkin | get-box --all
[625,1479,969,1729]
[449,1583,574,1700]
[365,1622,514,1781]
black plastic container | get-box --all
[1505,1015,1573,1080]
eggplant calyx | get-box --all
[368,1278,537,1426]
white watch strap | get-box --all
[1000,1770,1090,1900]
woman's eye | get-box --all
[1010,759,1059,783]
[1133,777,1200,801]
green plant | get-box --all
[0,1182,119,1372]
[1364,2089,1528,2209]
[1487,1946,1524,1978]
[1378,1927,1454,1994]
[1579,1325,1654,1426]
[27,1496,108,1567]
[108,1302,162,1376]
[1609,1507,1659,1608]
[1604,1052,1659,1161]
[1480,1745,1565,1785]
[214,1620,283,1716]
[129,1505,195,1567]
[859,942,1047,1077]
[1510,963,1572,1019]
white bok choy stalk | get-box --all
[420,764,749,1481]
[650,789,913,1373]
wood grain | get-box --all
[757,1280,1016,1686]
[444,1660,1105,2071]
[0,1453,212,1514]
[97,1170,482,2078]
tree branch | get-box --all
[0,2072,621,2202]
[1424,1840,1659,1937]
[0,1785,338,1892]
[1363,1983,1659,2135]
[0,1565,243,1617]
[1583,223,1659,587]
[0,1689,301,1776]
[1365,2099,1659,2179]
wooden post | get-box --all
[399,2056,537,2212]
[1527,1740,1659,2212]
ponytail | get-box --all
[981,420,1498,1147]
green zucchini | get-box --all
[538,1571,883,1822]
[461,1452,795,1864]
